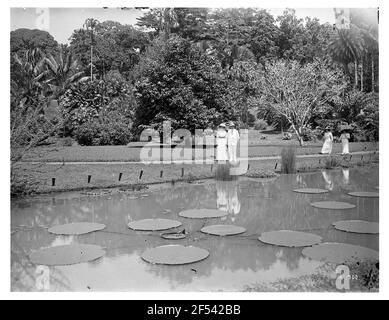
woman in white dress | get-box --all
[216,123,228,163]
[321,127,333,154]
[340,129,350,154]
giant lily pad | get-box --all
[179,209,227,219]
[333,220,379,234]
[201,225,246,236]
[128,219,181,231]
[293,188,329,194]
[141,245,209,265]
[348,191,379,198]
[161,232,186,240]
[30,244,105,266]
[302,243,378,264]
[258,230,322,247]
[48,222,106,235]
[311,201,356,210]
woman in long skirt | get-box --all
[216,123,228,163]
[340,129,350,154]
[321,127,333,154]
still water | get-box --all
[11,166,379,291]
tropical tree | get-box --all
[11,48,48,103]
[83,18,100,81]
[43,50,85,98]
[255,60,346,146]
[328,25,364,89]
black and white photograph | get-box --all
[2,0,388,301]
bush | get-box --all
[324,156,341,169]
[281,147,296,174]
[254,119,268,131]
[74,116,132,146]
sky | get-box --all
[10,7,339,44]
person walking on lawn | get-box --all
[216,123,228,163]
[227,121,240,163]
[340,128,351,155]
[321,126,333,154]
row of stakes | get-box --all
[49,152,375,187]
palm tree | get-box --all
[12,48,47,100]
[83,18,100,81]
[328,26,364,90]
[43,50,85,98]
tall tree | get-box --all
[255,60,346,146]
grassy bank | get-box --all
[12,151,379,196]
[21,141,378,163]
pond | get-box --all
[11,166,379,291]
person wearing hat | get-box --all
[216,123,228,163]
[320,126,333,154]
[227,121,240,163]
[340,126,351,155]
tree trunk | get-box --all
[361,59,364,92]
[354,60,358,89]
[371,55,375,93]
[90,45,93,82]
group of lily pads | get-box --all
[29,185,379,268]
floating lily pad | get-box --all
[179,209,227,219]
[311,201,356,210]
[258,230,322,247]
[293,188,329,194]
[128,219,182,231]
[141,245,209,265]
[30,244,105,266]
[348,191,379,198]
[161,232,187,240]
[81,190,111,196]
[201,225,246,236]
[302,243,379,264]
[48,222,106,235]
[333,220,379,234]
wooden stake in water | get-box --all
[181,168,184,177]
[87,175,92,184]
[51,178,56,187]
[119,173,123,181]
[139,170,143,180]
[160,170,163,178]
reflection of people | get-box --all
[321,170,334,191]
[340,130,350,155]
[227,121,240,163]
[216,123,228,163]
[321,127,333,154]
[216,180,240,215]
[342,167,350,185]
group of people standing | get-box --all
[216,122,240,163]
[321,126,351,155]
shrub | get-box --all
[215,163,236,181]
[281,147,296,174]
[324,156,341,169]
[74,117,132,146]
[254,119,268,131]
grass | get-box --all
[20,141,378,163]
[11,148,379,196]
[281,146,296,174]
[324,155,342,169]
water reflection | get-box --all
[216,180,240,215]
[11,166,379,291]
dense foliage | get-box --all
[10,8,379,149]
